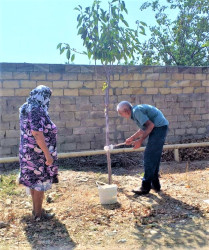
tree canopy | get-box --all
[57,0,145,65]
[139,0,209,66]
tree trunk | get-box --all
[105,67,112,185]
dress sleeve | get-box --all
[29,107,45,132]
[134,109,149,127]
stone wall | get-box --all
[0,63,209,158]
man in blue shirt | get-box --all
[117,101,169,195]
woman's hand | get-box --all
[46,154,53,166]
[132,139,142,149]
[32,130,54,165]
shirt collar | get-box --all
[131,107,134,120]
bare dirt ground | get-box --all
[0,154,209,250]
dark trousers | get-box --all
[142,125,168,190]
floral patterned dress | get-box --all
[19,86,58,191]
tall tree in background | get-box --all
[57,0,144,184]
[139,0,209,66]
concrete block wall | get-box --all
[0,63,209,157]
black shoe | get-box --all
[151,179,161,192]
[132,187,150,195]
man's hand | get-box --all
[125,137,134,145]
[46,154,53,166]
[132,139,142,149]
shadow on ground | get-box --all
[21,216,76,250]
[122,190,209,249]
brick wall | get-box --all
[0,63,209,157]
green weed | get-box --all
[0,173,21,197]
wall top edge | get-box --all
[0,63,209,73]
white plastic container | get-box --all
[97,182,118,205]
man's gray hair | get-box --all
[117,101,132,112]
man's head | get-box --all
[117,101,132,119]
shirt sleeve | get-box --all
[134,109,149,127]
[29,107,45,132]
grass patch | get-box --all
[0,173,21,198]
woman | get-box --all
[19,85,58,221]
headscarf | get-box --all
[19,85,52,116]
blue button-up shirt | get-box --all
[131,104,169,130]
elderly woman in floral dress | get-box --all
[19,85,58,221]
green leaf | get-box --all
[66,49,71,60]
[88,51,92,59]
[77,14,81,21]
[71,54,75,62]
[56,43,62,49]
[202,41,209,47]
[78,27,83,35]
[102,82,108,91]
[122,19,129,27]
[120,14,124,21]
[139,25,146,35]
[139,21,147,27]
[122,1,128,14]
[85,7,90,13]
[77,17,83,28]
[60,47,65,55]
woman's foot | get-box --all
[32,209,55,221]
